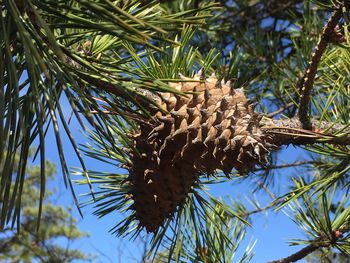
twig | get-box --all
[268,102,295,118]
[269,243,320,263]
[20,2,159,108]
[74,71,131,99]
[254,161,317,172]
[298,5,344,129]
[241,198,282,218]
[256,179,277,199]
[268,228,348,263]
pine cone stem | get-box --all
[261,117,350,146]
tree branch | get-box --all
[269,243,320,263]
[298,5,344,129]
[267,102,295,118]
[240,199,281,218]
[268,229,348,263]
[261,117,350,146]
[254,161,318,172]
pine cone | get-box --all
[126,72,275,232]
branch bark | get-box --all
[268,228,348,263]
[269,243,319,263]
[298,5,344,129]
[261,117,350,146]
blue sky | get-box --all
[38,96,311,263]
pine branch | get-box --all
[268,229,347,263]
[298,5,344,129]
[254,161,317,172]
[269,243,319,263]
[267,102,295,118]
[240,199,281,218]
[261,117,350,146]
[74,72,131,98]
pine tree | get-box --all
[0,151,91,262]
[2,0,350,262]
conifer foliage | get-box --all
[2,0,350,261]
